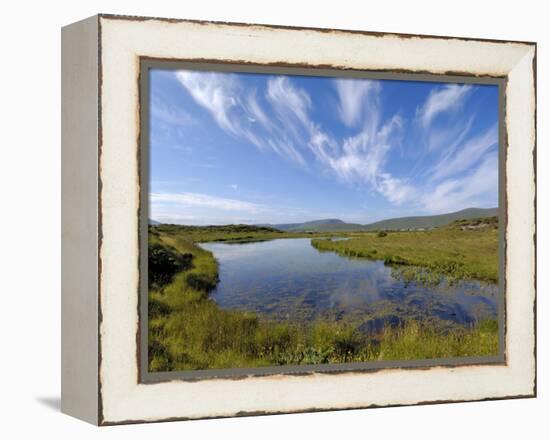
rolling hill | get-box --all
[362,207,498,231]
[264,218,366,232]
[263,207,498,232]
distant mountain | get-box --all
[149,219,161,225]
[362,208,499,231]
[283,219,366,232]
[261,208,498,232]
[261,218,364,232]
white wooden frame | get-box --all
[61,14,536,425]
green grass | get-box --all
[311,223,498,283]
[376,319,498,360]
[151,223,348,244]
[148,224,499,372]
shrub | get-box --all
[148,244,191,288]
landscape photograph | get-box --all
[146,67,500,372]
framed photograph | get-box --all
[61,14,536,425]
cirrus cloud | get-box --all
[417,84,472,128]
[170,70,498,218]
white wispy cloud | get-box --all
[244,90,272,130]
[151,192,263,213]
[430,123,498,181]
[263,76,410,205]
[266,77,311,128]
[334,78,379,127]
[176,72,307,166]
[171,70,497,213]
[150,191,321,225]
[425,114,474,153]
[268,138,307,166]
[150,212,200,223]
[151,94,197,127]
[175,71,241,134]
[316,116,407,202]
[150,211,259,225]
[417,84,472,128]
[378,174,417,205]
[174,70,408,201]
[421,152,498,213]
[264,77,412,205]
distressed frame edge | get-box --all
[532,44,538,399]
[93,14,537,425]
[61,14,101,425]
[97,12,537,47]
[503,44,537,400]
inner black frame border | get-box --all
[138,58,507,384]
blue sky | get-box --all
[149,69,499,225]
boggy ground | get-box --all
[148,221,499,372]
[312,217,498,284]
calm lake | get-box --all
[200,238,498,332]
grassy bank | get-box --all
[151,223,347,244]
[148,225,498,372]
[312,221,498,283]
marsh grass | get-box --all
[148,224,499,372]
[311,224,498,283]
[376,319,498,360]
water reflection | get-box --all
[200,238,498,330]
